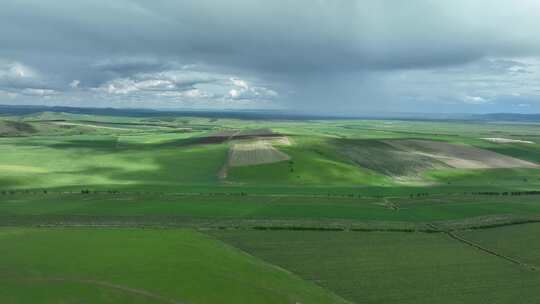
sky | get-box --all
[1,0,540,115]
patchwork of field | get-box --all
[2,111,540,303]
[211,228,540,304]
[1,113,540,190]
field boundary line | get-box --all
[444,231,538,271]
[3,215,540,233]
[203,233,355,304]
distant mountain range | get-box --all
[472,113,540,122]
[0,104,539,122]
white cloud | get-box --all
[463,96,489,105]
[158,89,209,98]
[0,61,37,79]
[231,78,249,89]
[0,90,18,98]
[92,66,279,106]
[21,88,58,96]
[184,89,204,98]
[227,85,278,100]
[0,58,281,110]
[69,80,80,88]
[95,78,138,94]
[0,61,40,90]
[229,89,240,98]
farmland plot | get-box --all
[384,139,538,169]
[342,140,448,176]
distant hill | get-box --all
[1,104,539,122]
[0,105,318,120]
[474,113,540,122]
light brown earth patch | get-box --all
[257,136,292,146]
[481,137,534,144]
[199,128,282,144]
[200,128,291,179]
[53,121,132,131]
[384,139,538,169]
[218,139,291,179]
[229,141,290,167]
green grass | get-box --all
[211,230,540,304]
[0,228,348,304]
[0,133,228,190]
[2,193,540,226]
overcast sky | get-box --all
[1,0,540,114]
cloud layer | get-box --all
[1,0,540,113]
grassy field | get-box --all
[2,111,540,303]
[2,192,540,226]
[0,228,348,304]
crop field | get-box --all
[1,111,540,303]
[340,139,448,177]
[385,139,538,169]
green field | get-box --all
[1,192,540,226]
[1,111,540,303]
[0,228,347,304]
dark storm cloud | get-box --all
[92,58,172,76]
[0,0,539,112]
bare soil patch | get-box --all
[257,136,292,146]
[200,128,282,144]
[481,137,534,144]
[228,141,290,167]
